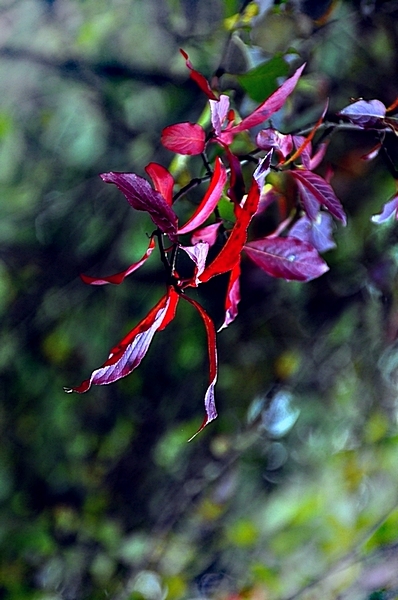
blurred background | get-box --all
[2,0,398,598]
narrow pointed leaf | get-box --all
[178,157,227,234]
[191,222,222,246]
[81,237,156,286]
[100,172,178,238]
[244,236,329,282]
[183,295,218,441]
[228,63,305,134]
[180,48,218,101]
[145,162,174,206]
[292,170,346,225]
[161,122,206,155]
[218,261,241,331]
[199,177,261,283]
[64,288,179,394]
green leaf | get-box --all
[238,55,290,103]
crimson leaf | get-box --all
[218,261,241,331]
[145,162,174,206]
[199,176,261,283]
[244,236,329,282]
[64,287,180,394]
[100,172,178,239]
[180,49,218,101]
[226,63,305,134]
[183,295,218,441]
[161,122,206,155]
[178,157,227,234]
[191,222,222,246]
[81,237,156,286]
[291,170,346,225]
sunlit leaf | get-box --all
[161,122,206,156]
[371,192,398,223]
[218,261,241,331]
[177,157,227,234]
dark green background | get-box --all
[2,1,398,598]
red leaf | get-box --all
[64,287,180,394]
[244,237,329,282]
[191,222,222,246]
[161,122,206,155]
[227,63,305,134]
[218,261,241,331]
[145,162,174,206]
[100,172,178,238]
[291,170,346,225]
[81,237,156,286]
[178,157,227,234]
[199,177,261,283]
[180,48,218,101]
[371,192,398,223]
[183,295,218,441]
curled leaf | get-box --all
[218,261,241,331]
[64,287,180,394]
[180,48,218,101]
[178,157,227,234]
[371,192,398,223]
[183,295,218,441]
[81,237,156,286]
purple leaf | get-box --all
[253,151,273,190]
[100,172,178,239]
[178,157,227,234]
[244,236,329,282]
[180,241,210,285]
[292,170,346,225]
[227,63,306,134]
[337,99,386,127]
[64,288,180,394]
[256,129,293,160]
[81,237,156,286]
[161,122,206,155]
[371,192,398,223]
[210,95,230,137]
[290,213,336,253]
